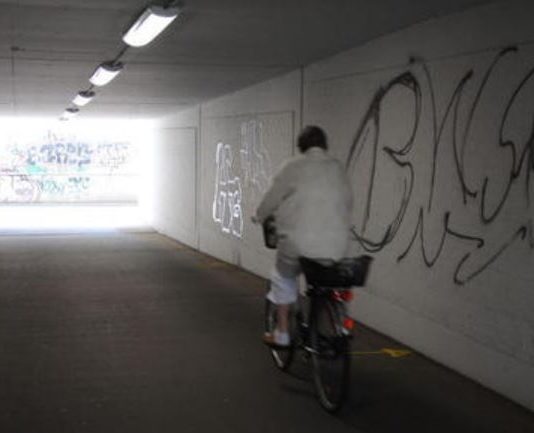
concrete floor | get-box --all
[0,232,532,433]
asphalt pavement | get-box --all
[0,232,532,433]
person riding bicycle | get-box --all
[254,125,353,347]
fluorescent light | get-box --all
[123,5,180,47]
[73,90,96,107]
[60,108,79,121]
[89,62,123,86]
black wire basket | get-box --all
[299,255,373,287]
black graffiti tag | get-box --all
[346,47,534,285]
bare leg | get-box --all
[277,304,290,333]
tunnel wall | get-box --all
[147,108,200,248]
[149,0,534,410]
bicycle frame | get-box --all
[260,218,372,412]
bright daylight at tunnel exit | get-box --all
[0,117,151,232]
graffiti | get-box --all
[213,142,243,237]
[0,175,41,202]
[26,142,92,169]
[94,142,131,171]
[0,175,104,202]
[213,120,272,238]
[240,120,272,200]
[21,136,131,173]
[39,176,90,195]
[0,129,135,203]
[347,46,534,285]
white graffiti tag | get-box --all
[212,142,244,237]
[240,120,272,202]
[212,120,273,238]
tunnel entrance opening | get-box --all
[0,118,151,233]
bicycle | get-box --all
[261,216,373,412]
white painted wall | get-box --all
[148,0,534,410]
[151,70,302,275]
[147,107,200,248]
[199,70,301,277]
[304,0,534,411]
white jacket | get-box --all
[256,148,353,259]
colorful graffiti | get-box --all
[0,130,136,203]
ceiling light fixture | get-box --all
[122,5,180,47]
[60,107,80,121]
[89,62,124,86]
[73,90,96,107]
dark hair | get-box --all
[297,125,328,153]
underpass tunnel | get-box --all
[1,1,534,432]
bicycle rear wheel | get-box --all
[264,299,294,371]
[310,297,351,412]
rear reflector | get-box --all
[331,290,354,302]
[343,318,355,331]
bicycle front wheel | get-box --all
[264,299,294,371]
[310,297,351,412]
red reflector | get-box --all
[343,318,355,331]
[341,290,353,302]
[331,290,354,302]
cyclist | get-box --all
[254,125,353,347]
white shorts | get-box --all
[266,237,301,305]
[267,267,299,305]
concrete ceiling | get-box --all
[0,0,494,119]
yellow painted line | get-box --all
[350,348,412,358]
